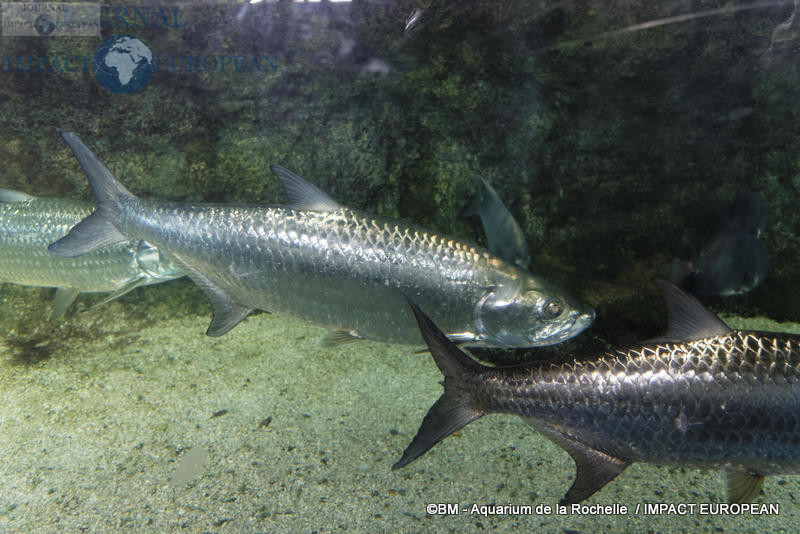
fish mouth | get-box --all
[574,306,596,333]
[535,306,595,346]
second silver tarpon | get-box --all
[0,188,182,317]
[50,132,594,347]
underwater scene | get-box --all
[3,0,800,532]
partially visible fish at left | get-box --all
[0,188,183,317]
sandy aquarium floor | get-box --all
[0,283,798,533]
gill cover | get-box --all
[135,241,183,281]
[474,284,566,347]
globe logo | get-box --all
[94,35,154,95]
[34,14,56,36]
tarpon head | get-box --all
[135,240,183,281]
[474,271,594,348]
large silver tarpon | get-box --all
[0,188,182,317]
[50,132,594,347]
[396,280,800,503]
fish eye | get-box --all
[544,300,562,318]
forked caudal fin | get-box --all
[393,299,486,470]
[48,132,133,258]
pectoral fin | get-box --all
[49,288,80,319]
[322,328,364,347]
[524,418,630,505]
[414,333,471,353]
[445,332,478,344]
[95,277,148,307]
[724,468,765,503]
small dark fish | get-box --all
[395,280,800,504]
[257,416,273,429]
[671,233,768,297]
[765,0,800,60]
[465,177,530,269]
[670,188,769,296]
[724,188,768,238]
[727,107,754,122]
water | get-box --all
[2,1,800,531]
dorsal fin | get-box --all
[465,177,530,269]
[650,279,730,343]
[270,165,342,212]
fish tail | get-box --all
[393,300,487,470]
[48,132,132,258]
